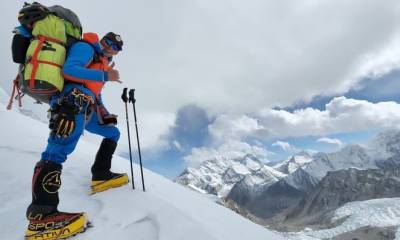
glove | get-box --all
[102,114,118,125]
[50,103,76,138]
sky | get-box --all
[2,0,400,179]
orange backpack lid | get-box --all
[82,32,99,44]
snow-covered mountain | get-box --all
[273,151,314,174]
[0,100,289,240]
[283,144,376,192]
[223,132,400,240]
[286,168,400,226]
[225,166,287,209]
[175,153,285,198]
[278,130,400,195]
[368,130,400,169]
[226,131,400,224]
[226,144,375,220]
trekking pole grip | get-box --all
[128,89,136,104]
[121,88,128,103]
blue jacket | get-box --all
[61,36,112,116]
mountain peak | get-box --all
[273,151,314,175]
[367,129,400,161]
[176,153,284,198]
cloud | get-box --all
[271,141,299,152]
[121,111,176,152]
[168,105,211,150]
[316,137,343,146]
[172,140,183,152]
[2,1,400,150]
[209,97,400,142]
[183,140,273,167]
[208,115,266,144]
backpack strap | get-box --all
[79,39,102,64]
[66,37,80,52]
[81,32,104,64]
[28,36,63,91]
[34,34,65,45]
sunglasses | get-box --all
[105,38,120,52]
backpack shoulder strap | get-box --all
[69,39,101,64]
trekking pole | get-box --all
[129,89,146,191]
[121,88,135,190]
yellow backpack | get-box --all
[8,3,82,108]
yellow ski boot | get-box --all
[25,212,91,240]
[91,172,129,194]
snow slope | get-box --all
[0,101,287,240]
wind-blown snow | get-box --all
[0,102,287,240]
